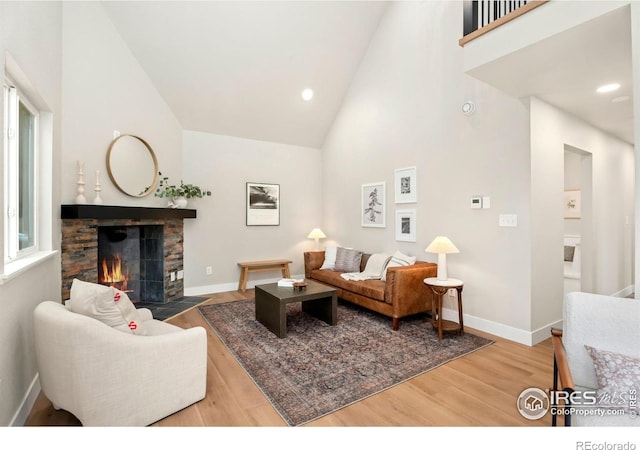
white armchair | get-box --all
[551,292,640,426]
[33,301,207,426]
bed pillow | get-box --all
[334,247,363,273]
[320,246,338,270]
[381,251,417,281]
[69,279,146,335]
[585,345,640,412]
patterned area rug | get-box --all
[198,299,493,426]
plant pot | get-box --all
[170,196,188,209]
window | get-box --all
[4,77,39,262]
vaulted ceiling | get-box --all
[101,1,389,148]
[102,1,634,149]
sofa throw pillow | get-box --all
[334,247,363,273]
[381,250,417,281]
[585,345,640,413]
[69,279,146,336]
[320,246,338,270]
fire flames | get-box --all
[100,254,128,291]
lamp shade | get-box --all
[307,228,327,239]
[425,236,459,254]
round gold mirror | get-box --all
[106,135,159,197]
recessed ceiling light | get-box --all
[612,95,630,103]
[596,83,621,94]
[301,88,314,101]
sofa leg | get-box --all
[392,318,399,331]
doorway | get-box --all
[564,145,593,295]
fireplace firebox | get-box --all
[98,225,164,303]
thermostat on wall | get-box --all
[471,196,482,209]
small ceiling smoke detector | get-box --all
[596,83,621,94]
[462,101,475,115]
[301,88,314,101]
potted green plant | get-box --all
[155,173,211,208]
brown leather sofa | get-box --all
[304,251,437,330]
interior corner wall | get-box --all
[321,2,534,341]
[181,130,323,293]
[61,1,183,207]
[631,1,640,296]
[530,97,635,331]
[0,1,62,426]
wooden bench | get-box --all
[237,259,292,293]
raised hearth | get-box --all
[60,205,196,304]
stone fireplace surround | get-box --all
[60,205,196,304]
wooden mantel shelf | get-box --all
[60,204,196,220]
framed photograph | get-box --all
[394,166,417,203]
[395,209,416,242]
[564,189,581,219]
[361,182,386,227]
[246,182,280,226]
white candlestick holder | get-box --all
[94,169,103,205]
[75,160,87,204]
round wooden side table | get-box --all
[424,277,464,340]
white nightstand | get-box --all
[423,277,464,340]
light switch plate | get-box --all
[482,196,491,209]
[499,214,518,227]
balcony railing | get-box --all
[460,0,549,46]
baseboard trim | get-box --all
[611,285,634,298]
[10,373,40,426]
[441,308,559,346]
[185,274,305,297]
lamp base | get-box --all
[436,253,448,281]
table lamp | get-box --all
[307,228,327,251]
[425,236,459,281]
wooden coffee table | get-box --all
[255,279,337,338]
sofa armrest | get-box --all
[551,328,576,426]
[385,262,437,313]
[304,251,325,278]
[551,328,576,392]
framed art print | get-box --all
[246,182,280,226]
[394,166,417,203]
[361,182,386,227]
[564,189,581,219]
[395,209,416,242]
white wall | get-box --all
[322,2,534,342]
[61,1,183,207]
[530,97,634,331]
[182,131,323,294]
[632,2,640,296]
[0,1,62,426]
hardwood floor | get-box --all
[25,290,555,427]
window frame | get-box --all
[3,75,40,263]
